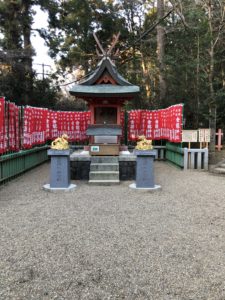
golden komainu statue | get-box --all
[135,135,153,151]
[51,134,69,150]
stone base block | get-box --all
[43,183,77,192]
[129,183,161,191]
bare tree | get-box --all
[201,0,225,156]
[157,0,167,104]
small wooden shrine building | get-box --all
[69,34,140,155]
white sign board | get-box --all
[182,130,198,143]
[204,129,211,143]
[199,129,211,143]
[91,146,100,152]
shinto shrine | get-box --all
[69,33,139,156]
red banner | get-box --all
[128,104,183,142]
[21,108,91,149]
[1,100,183,155]
[9,103,16,151]
[23,107,32,149]
[120,111,125,142]
[0,97,5,154]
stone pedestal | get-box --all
[43,149,76,191]
[130,150,161,191]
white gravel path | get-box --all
[1,162,225,300]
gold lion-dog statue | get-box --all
[51,134,69,150]
[135,135,153,150]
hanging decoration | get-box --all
[0,98,183,155]
[128,104,183,143]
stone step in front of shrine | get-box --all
[89,156,120,185]
[89,171,119,181]
[211,160,225,175]
[90,163,119,172]
[212,166,225,175]
[91,156,119,163]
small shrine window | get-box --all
[94,107,117,124]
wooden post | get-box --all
[188,142,191,168]
[183,148,188,170]
[204,148,209,170]
[215,128,223,151]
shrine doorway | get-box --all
[94,107,117,125]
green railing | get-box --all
[166,142,184,168]
[0,145,49,183]
[165,143,209,170]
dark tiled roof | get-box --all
[69,84,139,97]
[69,57,140,98]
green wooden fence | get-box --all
[166,143,209,170]
[0,145,49,183]
[166,142,184,168]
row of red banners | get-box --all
[0,97,92,153]
[0,96,183,154]
[0,99,20,154]
[22,108,91,149]
[128,104,183,142]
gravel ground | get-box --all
[1,162,225,300]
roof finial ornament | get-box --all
[93,32,120,59]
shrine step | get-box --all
[91,156,119,164]
[212,167,225,174]
[89,171,119,181]
[90,163,119,171]
[88,179,120,185]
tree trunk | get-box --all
[195,34,200,128]
[157,0,166,105]
[22,0,33,104]
[141,57,151,99]
[208,0,216,159]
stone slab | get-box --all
[88,180,120,186]
[48,149,70,156]
[118,155,136,161]
[135,149,157,157]
[43,183,77,192]
[129,183,161,191]
[136,155,155,188]
[70,154,91,161]
[48,150,71,188]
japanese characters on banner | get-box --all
[0,97,5,154]
[0,99,184,154]
[15,105,20,151]
[31,107,48,145]
[128,110,141,140]
[128,104,183,143]
[23,107,32,149]
[22,108,91,149]
[49,110,58,139]
[57,111,89,141]
[120,111,125,141]
[9,103,17,151]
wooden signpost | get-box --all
[182,130,198,149]
[182,129,211,148]
[199,128,210,148]
[215,129,223,151]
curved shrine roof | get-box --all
[69,57,140,99]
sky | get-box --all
[31,6,55,77]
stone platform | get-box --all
[70,150,136,181]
